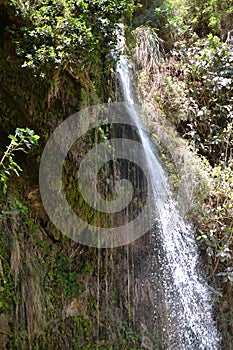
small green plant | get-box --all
[0,128,40,193]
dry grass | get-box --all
[134,27,163,75]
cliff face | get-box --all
[0,2,159,349]
[0,217,160,349]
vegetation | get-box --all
[0,1,143,349]
[0,128,39,193]
[0,0,233,348]
[133,0,233,347]
[172,35,233,165]
[7,0,136,76]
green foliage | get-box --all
[136,1,174,28]
[48,252,85,298]
[172,35,233,164]
[135,1,233,292]
[196,160,233,281]
[9,0,136,75]
[184,0,233,36]
[118,321,141,349]
[0,198,29,219]
[134,0,184,49]
[0,128,39,193]
[0,236,15,314]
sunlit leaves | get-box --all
[9,0,136,74]
[184,0,233,36]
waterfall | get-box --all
[116,41,221,349]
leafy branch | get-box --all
[0,128,40,193]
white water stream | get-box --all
[116,44,221,349]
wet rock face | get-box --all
[132,231,167,349]
[0,314,10,349]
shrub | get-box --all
[172,35,233,164]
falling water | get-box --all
[116,38,221,349]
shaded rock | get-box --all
[0,314,10,350]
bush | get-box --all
[184,0,233,37]
[8,0,136,76]
[172,35,233,164]
[196,160,233,282]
